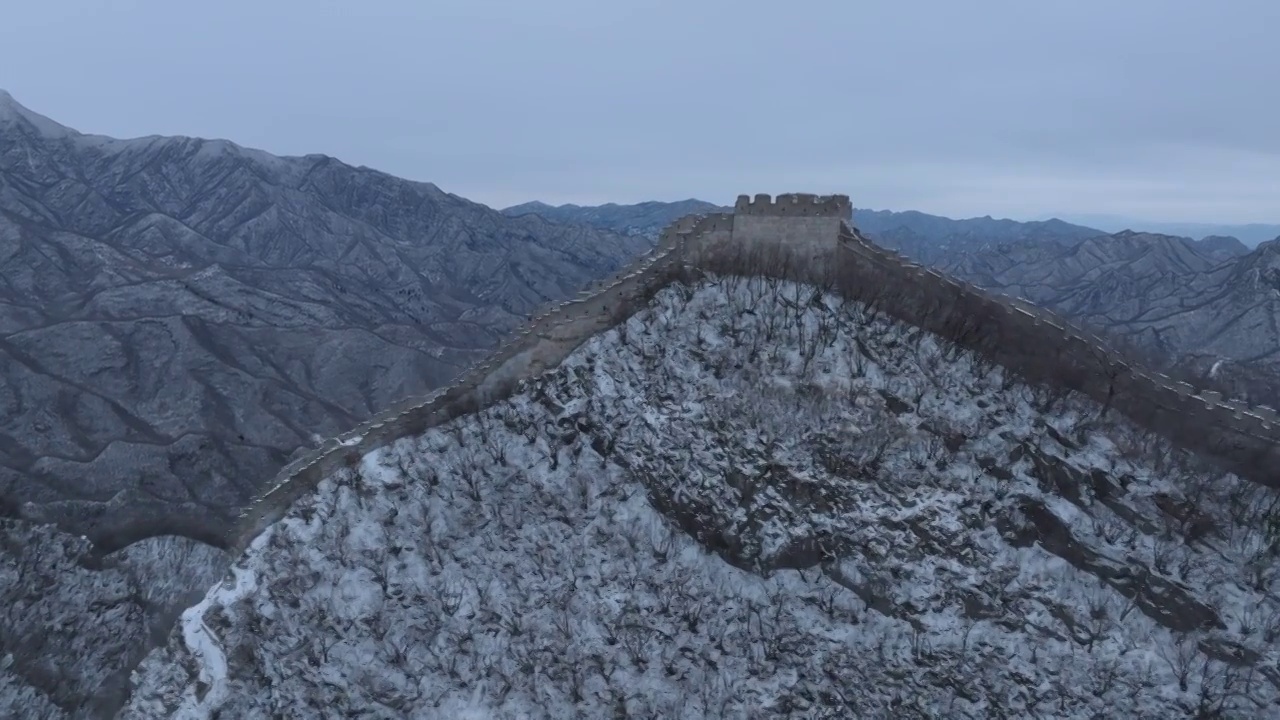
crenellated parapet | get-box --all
[734,192,851,218]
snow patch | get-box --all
[171,532,268,720]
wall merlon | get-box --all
[1243,414,1273,433]
[732,191,851,218]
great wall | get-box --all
[228,192,1280,554]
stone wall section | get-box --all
[228,195,1280,553]
[823,226,1280,485]
[229,238,694,552]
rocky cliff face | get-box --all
[126,275,1280,718]
[0,90,648,717]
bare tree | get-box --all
[1157,632,1200,692]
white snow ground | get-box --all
[125,275,1280,718]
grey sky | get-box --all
[2,0,1277,222]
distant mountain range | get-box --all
[1054,213,1280,247]
[504,198,723,238]
[848,210,1106,266]
[0,89,649,715]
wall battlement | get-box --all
[225,192,1280,555]
[735,192,852,218]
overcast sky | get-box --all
[1,0,1276,223]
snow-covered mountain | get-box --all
[0,89,650,717]
[125,266,1280,717]
[0,89,649,550]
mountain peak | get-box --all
[1245,237,1280,265]
[1196,234,1250,260]
[0,90,312,170]
[0,88,77,138]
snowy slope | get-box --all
[126,275,1280,718]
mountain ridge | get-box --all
[0,91,652,716]
[0,90,653,552]
[228,202,1280,563]
[125,208,1280,717]
[1056,211,1280,247]
[504,198,724,238]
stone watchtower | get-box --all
[730,193,852,252]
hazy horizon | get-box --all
[4,83,1277,243]
[2,0,1277,225]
